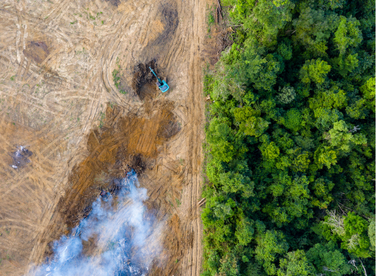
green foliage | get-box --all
[306,242,352,276]
[292,7,340,57]
[300,59,331,84]
[255,230,289,275]
[277,250,313,276]
[207,118,242,162]
[317,212,373,258]
[233,106,269,137]
[334,16,362,55]
[369,218,375,251]
[342,212,371,258]
[112,59,127,95]
[202,0,375,275]
[98,111,105,129]
[277,42,293,61]
[282,108,303,132]
[260,141,280,160]
[235,216,254,246]
[277,86,296,104]
[207,5,215,27]
[218,252,239,276]
[327,120,367,154]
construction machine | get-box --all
[149,67,169,93]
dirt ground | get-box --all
[0,0,209,275]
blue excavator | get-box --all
[149,67,169,93]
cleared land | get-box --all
[0,0,208,274]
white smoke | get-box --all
[29,171,162,276]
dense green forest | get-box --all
[202,0,375,275]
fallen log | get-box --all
[198,198,206,207]
[217,0,223,20]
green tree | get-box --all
[333,53,359,76]
[233,37,281,92]
[300,59,331,84]
[342,212,371,258]
[282,109,303,132]
[277,250,314,276]
[334,16,362,55]
[233,106,269,137]
[260,141,280,160]
[327,120,367,154]
[207,118,242,162]
[368,218,375,252]
[360,77,375,110]
[235,216,255,246]
[311,177,334,209]
[218,252,239,276]
[292,7,340,56]
[314,145,337,169]
[255,230,289,275]
[277,86,296,104]
[306,242,352,276]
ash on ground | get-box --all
[11,146,32,169]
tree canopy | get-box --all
[202,0,375,275]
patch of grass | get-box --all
[10,75,15,81]
[208,12,215,26]
[207,4,216,33]
[112,59,127,95]
[99,111,105,128]
[167,199,174,208]
[82,10,102,24]
[175,198,181,207]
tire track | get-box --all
[181,0,206,274]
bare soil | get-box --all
[0,0,209,275]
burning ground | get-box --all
[30,171,163,276]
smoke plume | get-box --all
[30,170,162,276]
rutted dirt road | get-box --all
[0,0,207,274]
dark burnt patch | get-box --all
[158,120,181,139]
[105,0,120,7]
[151,5,179,48]
[130,154,146,175]
[23,41,49,64]
[132,60,160,100]
[140,3,179,62]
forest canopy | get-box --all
[202,0,375,275]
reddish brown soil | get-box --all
[40,99,180,250]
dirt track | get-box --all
[0,0,207,274]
